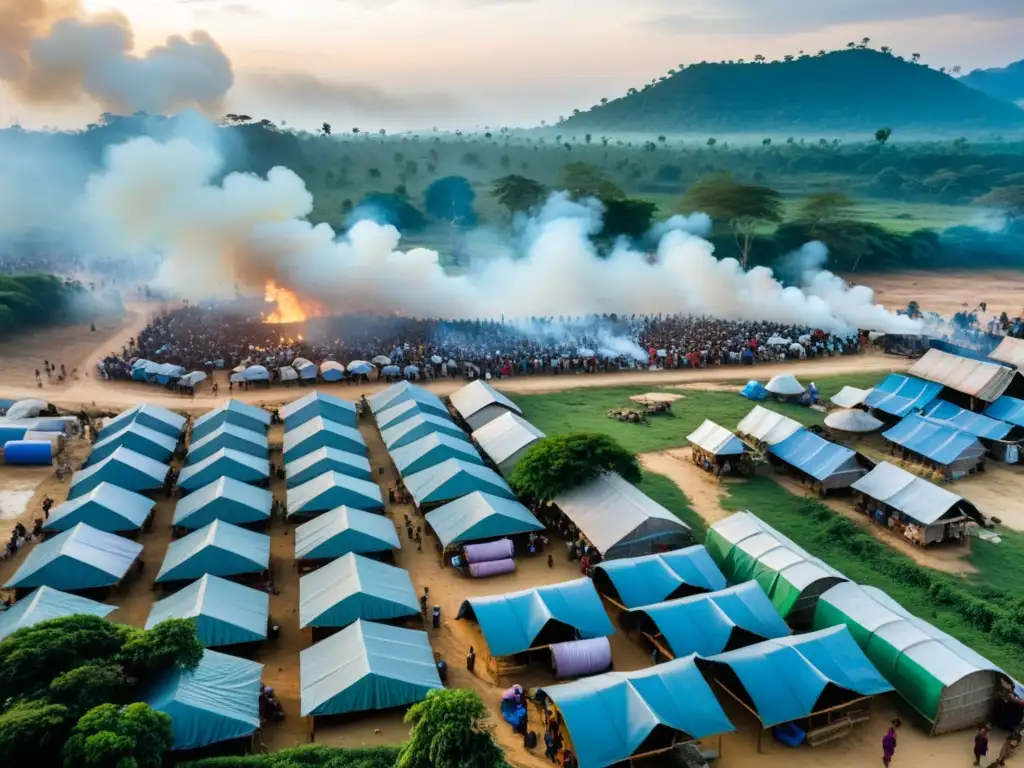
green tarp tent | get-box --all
[299,552,419,629]
[294,506,401,562]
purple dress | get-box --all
[882,730,897,764]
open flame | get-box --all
[264,280,307,324]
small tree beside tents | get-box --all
[396,689,509,768]
[62,702,173,768]
[509,433,641,500]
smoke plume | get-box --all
[0,0,233,114]
[80,134,920,334]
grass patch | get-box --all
[637,470,707,541]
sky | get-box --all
[4,0,1024,132]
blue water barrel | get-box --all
[3,440,53,465]
[28,418,69,433]
[0,427,28,446]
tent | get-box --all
[449,379,523,430]
[68,447,168,499]
[735,405,803,447]
[149,363,185,384]
[368,381,448,417]
[5,398,47,420]
[456,578,614,657]
[622,581,791,659]
[687,419,747,457]
[536,657,734,768]
[425,491,544,550]
[554,472,692,560]
[320,361,345,382]
[696,626,893,727]
[286,446,373,488]
[865,374,943,417]
[814,582,1009,734]
[300,620,442,717]
[0,586,116,641]
[6,523,143,591]
[284,416,367,461]
[403,458,515,508]
[831,386,873,409]
[172,476,273,530]
[705,512,847,624]
[280,391,357,429]
[381,413,468,451]
[146,574,269,647]
[824,409,884,433]
[100,404,185,440]
[292,358,319,382]
[376,399,449,431]
[287,471,385,518]
[187,423,269,464]
[178,448,271,492]
[909,349,1020,403]
[882,414,986,478]
[144,649,262,751]
[192,400,270,442]
[295,506,401,562]
[765,375,805,397]
[88,422,177,466]
[391,431,485,478]
[984,395,1024,428]
[243,365,270,382]
[591,545,727,609]
[156,519,270,584]
[299,552,419,629]
[739,381,767,401]
[471,411,545,475]
[990,336,1024,367]
[767,428,868,491]
[45,482,155,533]
[920,400,1016,440]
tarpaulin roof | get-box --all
[687,419,747,456]
[450,380,522,420]
[192,400,270,442]
[89,421,177,465]
[368,381,448,416]
[6,523,143,590]
[990,336,1024,367]
[920,400,1014,440]
[765,375,805,396]
[285,446,373,488]
[984,395,1024,427]
[101,404,185,439]
[380,413,468,451]
[294,506,400,561]
[425,491,543,549]
[457,577,614,657]
[591,545,727,609]
[865,374,943,417]
[883,414,986,466]
[376,399,448,431]
[299,552,419,628]
[554,472,691,558]
[300,619,442,717]
[472,411,545,470]
[830,386,873,409]
[909,348,1018,402]
[69,446,168,499]
[45,481,155,533]
[287,471,385,517]
[624,582,791,658]
[823,409,884,433]
[172,476,273,529]
[144,649,263,751]
[391,431,485,477]
[187,423,269,464]
[280,391,357,430]
[404,458,514,507]
[156,519,270,583]
[853,461,982,526]
[283,416,367,461]
[537,657,735,768]
[736,406,803,446]
[0,586,116,641]
[698,626,893,727]
[178,448,270,492]
[768,429,866,485]
[147,574,269,647]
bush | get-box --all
[510,433,640,500]
[182,746,403,768]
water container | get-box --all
[0,426,28,447]
[24,431,66,455]
[3,440,53,465]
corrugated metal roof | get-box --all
[865,374,942,417]
[687,419,747,456]
[736,406,802,445]
[449,380,522,420]
[984,396,1024,427]
[883,414,986,466]
[851,462,980,525]
[472,411,545,467]
[768,429,865,484]
[921,400,1014,440]
[909,349,1017,402]
[989,337,1024,368]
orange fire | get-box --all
[264,280,307,324]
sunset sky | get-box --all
[8,0,1024,131]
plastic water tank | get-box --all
[0,426,28,447]
[3,440,53,465]
[24,431,66,455]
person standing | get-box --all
[976,726,990,766]
[466,646,475,673]
[993,730,1021,767]
[882,719,900,767]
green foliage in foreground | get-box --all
[182,746,401,768]
[0,273,100,337]
[510,433,641,499]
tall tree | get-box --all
[560,162,623,200]
[510,433,641,500]
[874,127,893,144]
[62,703,173,768]
[423,176,477,225]
[396,689,508,768]
[600,198,658,240]
[491,175,547,214]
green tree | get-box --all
[796,191,855,227]
[510,433,641,500]
[976,186,1024,221]
[116,619,204,680]
[491,175,548,214]
[48,664,129,717]
[423,176,477,225]
[875,127,892,144]
[600,197,658,240]
[396,689,508,768]
[560,162,623,199]
[62,703,173,768]
[0,700,72,764]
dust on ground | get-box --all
[856,270,1024,318]
[670,382,744,393]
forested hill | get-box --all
[961,59,1024,106]
[563,49,1024,134]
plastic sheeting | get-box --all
[766,375,805,396]
[285,446,373,488]
[471,411,546,473]
[0,586,116,641]
[920,400,1015,440]
[736,405,802,446]
[280,391,357,429]
[469,558,516,578]
[156,520,270,583]
[851,462,982,526]
[146,574,269,647]
[320,361,345,381]
[831,386,873,409]
[287,471,385,518]
[89,422,177,465]
[984,395,1024,428]
[450,379,523,422]
[46,482,155,533]
[172,476,273,529]
[69,447,168,499]
[381,413,468,451]
[883,414,987,467]
[6,523,143,590]
[592,545,727,609]
[299,552,419,628]
[404,458,515,507]
[464,539,514,563]
[368,381,448,416]
[740,381,767,401]
[687,419,748,456]
[824,409,884,433]
[550,637,613,679]
[767,429,866,487]
[178,448,270,492]
[294,506,400,561]
[192,400,270,442]
[391,431,485,477]
[284,416,367,461]
[426,492,543,549]
[865,374,943,417]
[187,423,269,464]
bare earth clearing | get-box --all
[856,270,1024,317]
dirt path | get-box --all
[639,449,733,525]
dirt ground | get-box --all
[854,271,1024,318]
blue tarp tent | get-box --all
[921,400,1015,440]
[68,447,168,499]
[883,414,987,468]
[6,523,143,591]
[88,422,177,466]
[292,358,318,382]
[381,413,468,452]
[286,446,373,488]
[299,552,419,628]
[146,574,269,647]
[537,657,735,768]
[280,391,357,430]
[0,586,116,641]
[368,381,448,417]
[295,507,401,561]
[100,404,185,440]
[172,476,273,530]
[768,428,867,490]
[151,363,185,384]
[287,471,385,518]
[865,374,942,417]
[377,399,448,431]
[425,491,543,549]
[144,649,263,751]
[457,578,614,657]
[187,423,269,464]
[178,448,270,492]
[740,381,767,401]
[156,520,270,584]
[45,481,155,533]
[591,545,727,609]
[984,396,1024,428]
[284,416,367,461]
[131,361,151,381]
[696,626,893,727]
[300,620,442,717]
[192,401,270,442]
[391,432,485,477]
[623,582,791,659]
[404,458,515,507]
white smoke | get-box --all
[649,212,713,241]
[79,133,921,334]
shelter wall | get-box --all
[466,405,513,432]
[933,671,1001,735]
